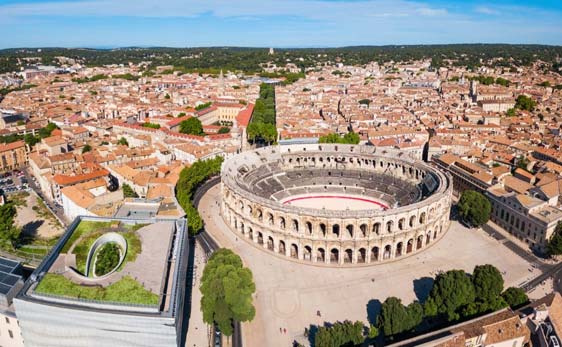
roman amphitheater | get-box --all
[220,144,453,266]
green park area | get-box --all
[35,274,159,305]
[33,220,155,305]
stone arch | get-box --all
[407,238,414,253]
[371,246,379,262]
[426,232,431,245]
[419,212,426,224]
[332,224,340,238]
[434,229,438,240]
[304,246,312,261]
[246,204,253,215]
[417,235,423,250]
[290,244,298,259]
[267,236,274,251]
[395,242,403,257]
[383,245,392,259]
[306,221,313,235]
[346,224,354,238]
[386,220,393,233]
[267,212,274,225]
[317,248,326,262]
[279,217,286,229]
[292,219,299,232]
[256,209,263,222]
[248,227,254,241]
[319,223,327,237]
[373,222,381,235]
[409,215,416,228]
[359,224,367,237]
[398,218,405,230]
[330,248,339,264]
[344,249,353,264]
[358,248,366,263]
[257,232,264,245]
[279,240,286,255]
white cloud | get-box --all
[0,0,448,20]
[475,6,499,15]
[417,7,448,16]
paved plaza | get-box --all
[199,185,535,347]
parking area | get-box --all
[0,169,28,195]
[199,184,536,347]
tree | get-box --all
[175,156,224,235]
[546,222,562,256]
[506,108,517,117]
[457,190,491,227]
[0,203,20,250]
[122,183,139,198]
[200,249,256,336]
[117,137,129,146]
[378,297,422,337]
[315,321,365,347]
[218,127,230,134]
[179,117,204,136]
[471,264,506,314]
[502,287,529,308]
[319,132,360,144]
[515,95,537,111]
[429,270,476,321]
[82,144,92,153]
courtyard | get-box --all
[199,185,536,347]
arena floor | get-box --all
[199,185,534,347]
[280,194,388,211]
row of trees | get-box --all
[318,132,360,145]
[247,83,277,145]
[175,156,223,235]
[469,75,511,87]
[0,122,58,147]
[378,265,528,340]
[200,249,256,336]
[0,202,20,250]
[312,264,528,347]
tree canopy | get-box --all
[319,132,360,144]
[248,83,277,144]
[122,183,139,198]
[457,190,491,227]
[179,117,205,136]
[546,222,562,256]
[501,287,529,309]
[315,320,365,347]
[200,249,256,336]
[0,203,20,250]
[117,137,129,146]
[427,269,476,321]
[515,95,537,111]
[378,297,423,337]
[175,156,223,235]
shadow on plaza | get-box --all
[413,277,434,304]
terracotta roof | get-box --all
[236,103,254,127]
[0,140,25,152]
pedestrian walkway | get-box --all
[185,243,210,347]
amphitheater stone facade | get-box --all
[221,144,453,266]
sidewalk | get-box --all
[185,243,211,347]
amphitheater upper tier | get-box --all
[220,144,453,266]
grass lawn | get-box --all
[67,221,142,275]
[61,221,114,253]
[35,274,159,305]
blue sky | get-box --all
[0,0,561,48]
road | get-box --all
[194,177,243,347]
[23,169,68,225]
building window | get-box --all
[8,330,13,338]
